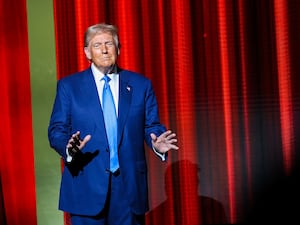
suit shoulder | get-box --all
[58,68,92,83]
[120,69,151,82]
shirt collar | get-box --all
[91,63,118,82]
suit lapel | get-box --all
[79,68,106,130]
[118,70,132,146]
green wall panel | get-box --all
[27,0,63,224]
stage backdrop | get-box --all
[1,0,300,225]
[53,0,300,224]
[0,0,37,225]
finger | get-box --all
[81,134,92,145]
[70,144,79,151]
[73,135,81,146]
[169,144,179,150]
[70,141,78,148]
[168,138,178,144]
[72,131,80,138]
[69,131,80,144]
[161,130,172,138]
[166,133,176,140]
[150,133,157,141]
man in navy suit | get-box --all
[48,23,178,225]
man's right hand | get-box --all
[67,131,91,157]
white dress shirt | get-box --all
[91,63,119,116]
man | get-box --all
[48,23,178,225]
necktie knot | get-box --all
[103,75,111,89]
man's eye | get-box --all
[93,43,101,48]
[106,42,113,47]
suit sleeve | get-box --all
[143,80,167,161]
[48,80,72,159]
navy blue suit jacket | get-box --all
[48,67,166,216]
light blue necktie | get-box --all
[102,75,119,172]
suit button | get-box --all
[106,148,109,152]
[105,169,110,173]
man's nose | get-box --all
[100,45,108,53]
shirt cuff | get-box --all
[152,147,166,161]
[66,148,72,162]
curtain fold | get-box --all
[0,0,37,225]
[52,0,300,224]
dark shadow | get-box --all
[0,174,7,225]
[66,150,99,177]
[244,163,300,224]
[146,160,228,224]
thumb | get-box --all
[81,134,92,145]
[150,133,157,142]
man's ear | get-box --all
[117,43,121,55]
[84,47,91,60]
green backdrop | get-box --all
[27,0,63,224]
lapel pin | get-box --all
[126,86,131,91]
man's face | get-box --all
[84,32,119,73]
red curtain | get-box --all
[0,0,37,225]
[53,0,300,224]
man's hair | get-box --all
[84,23,120,49]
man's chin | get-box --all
[94,63,116,73]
